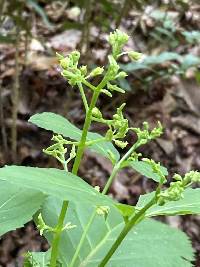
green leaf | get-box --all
[137,188,200,216]
[41,197,194,267]
[0,181,45,236]
[181,55,200,70]
[0,166,113,207]
[121,52,181,72]
[115,203,135,218]
[182,31,200,44]
[128,161,168,182]
[29,112,120,162]
[118,78,132,92]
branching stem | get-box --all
[49,73,108,266]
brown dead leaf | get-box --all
[27,51,57,71]
[50,30,81,52]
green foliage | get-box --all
[121,52,200,73]
[40,198,194,267]
[0,29,200,267]
[182,31,200,44]
[0,166,113,207]
[137,188,200,216]
[0,181,45,236]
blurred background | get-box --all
[0,0,200,266]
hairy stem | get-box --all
[49,201,69,267]
[98,196,156,267]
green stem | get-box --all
[72,89,100,174]
[103,141,140,194]
[82,80,97,91]
[102,166,118,195]
[69,210,96,267]
[98,196,156,267]
[78,82,89,112]
[49,201,69,267]
[72,76,108,175]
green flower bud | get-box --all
[60,57,70,69]
[150,121,163,138]
[184,171,200,183]
[128,51,143,61]
[109,29,129,58]
[106,55,120,80]
[94,186,100,192]
[89,67,104,77]
[113,114,120,120]
[101,89,112,97]
[96,206,110,218]
[107,82,125,94]
[173,174,182,181]
[92,107,102,119]
[70,51,80,66]
[80,65,87,76]
[109,29,129,46]
[116,71,128,79]
[114,140,128,149]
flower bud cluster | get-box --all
[105,103,129,149]
[58,51,106,87]
[108,29,129,59]
[96,206,110,220]
[43,135,67,163]
[157,170,200,205]
[132,121,163,146]
[43,135,76,168]
[86,67,104,78]
[37,213,76,236]
[57,51,85,86]
[37,213,53,236]
[157,181,184,206]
